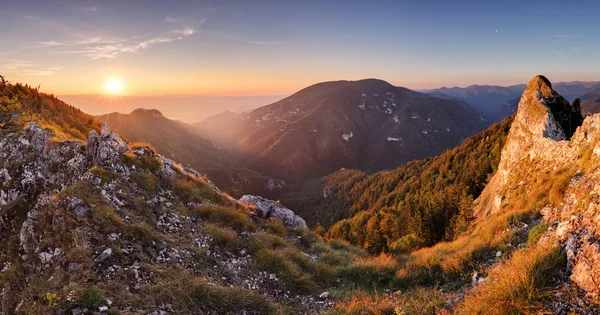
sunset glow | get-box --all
[104,78,124,95]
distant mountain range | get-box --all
[60,94,285,124]
[426,81,600,122]
[201,79,489,182]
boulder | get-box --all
[238,195,307,228]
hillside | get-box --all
[1,83,100,140]
[96,109,238,170]
[202,79,489,182]
[0,100,394,314]
[428,84,524,122]
[280,115,514,253]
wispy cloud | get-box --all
[164,15,182,23]
[56,30,194,60]
[2,60,60,76]
[553,33,583,39]
[164,15,206,26]
[172,27,196,36]
[250,40,284,45]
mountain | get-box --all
[4,76,600,313]
[428,81,600,123]
[59,94,285,124]
[427,85,524,122]
[95,109,286,199]
[553,81,600,101]
[202,79,489,182]
[580,88,600,114]
[96,109,238,170]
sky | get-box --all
[2,0,600,96]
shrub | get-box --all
[389,233,425,254]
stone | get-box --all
[319,292,329,300]
[98,305,109,313]
[94,248,112,263]
[238,195,307,228]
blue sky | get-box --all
[1,0,599,95]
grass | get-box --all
[194,204,255,231]
[204,224,240,250]
[89,166,114,182]
[78,287,106,309]
[149,269,279,314]
[344,254,398,288]
[527,223,550,246]
[331,291,396,315]
[457,244,565,314]
[131,172,160,193]
[172,175,226,205]
[254,248,317,292]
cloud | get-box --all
[172,27,196,36]
[250,40,284,45]
[164,15,206,26]
[553,33,583,39]
[23,69,54,76]
[59,31,193,60]
[1,60,60,76]
[164,15,181,23]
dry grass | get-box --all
[194,204,255,231]
[204,224,240,251]
[253,247,317,292]
[149,269,280,314]
[331,291,396,315]
[457,244,564,314]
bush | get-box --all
[389,233,425,254]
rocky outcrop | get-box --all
[238,195,307,228]
[474,75,578,218]
[86,124,127,167]
[474,75,600,296]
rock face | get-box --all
[238,195,307,228]
[86,124,127,166]
[474,75,600,296]
[474,75,577,218]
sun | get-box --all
[104,77,124,95]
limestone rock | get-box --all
[239,195,307,228]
